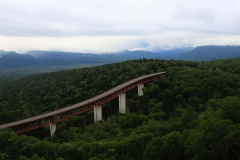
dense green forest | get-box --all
[0,58,240,160]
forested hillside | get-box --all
[0,58,240,160]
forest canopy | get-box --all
[0,58,240,160]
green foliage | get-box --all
[144,131,184,160]
[0,58,240,159]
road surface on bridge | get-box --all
[0,71,165,131]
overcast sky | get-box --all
[0,0,240,53]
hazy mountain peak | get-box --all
[118,49,127,53]
[107,49,128,54]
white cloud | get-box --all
[130,34,240,52]
[0,0,239,52]
[0,35,148,53]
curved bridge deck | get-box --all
[0,72,165,133]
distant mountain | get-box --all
[108,49,128,54]
[110,47,193,59]
[0,50,20,56]
[1,45,240,69]
[0,50,126,69]
[0,50,6,56]
[112,50,160,59]
[174,45,240,61]
[158,47,194,55]
[0,51,41,68]
[25,50,124,62]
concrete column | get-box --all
[94,106,102,122]
[138,84,144,96]
[119,93,126,113]
[50,123,56,136]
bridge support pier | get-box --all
[138,84,144,96]
[119,93,126,113]
[50,123,56,136]
[94,106,102,122]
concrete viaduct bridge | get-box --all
[0,72,166,136]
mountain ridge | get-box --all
[0,45,240,69]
